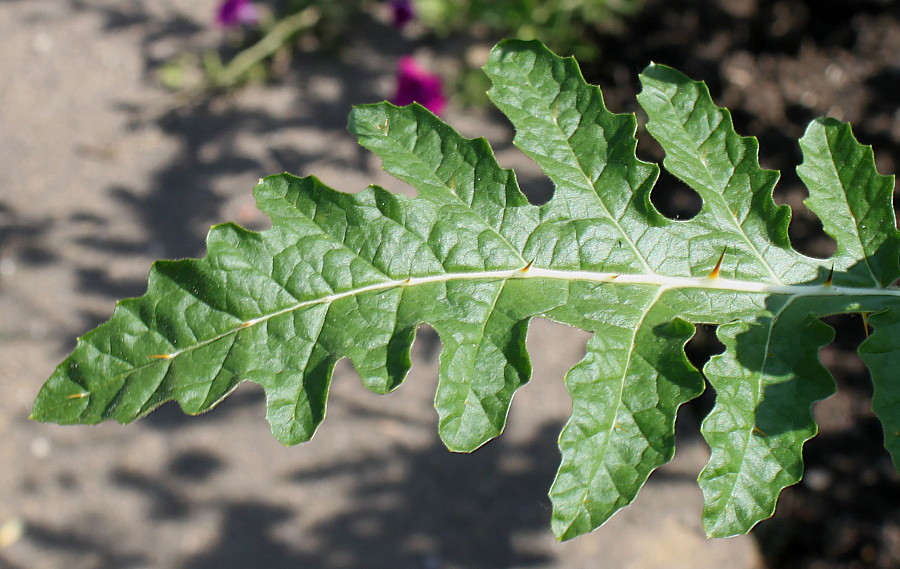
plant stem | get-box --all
[214,7,321,88]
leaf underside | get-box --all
[32,40,899,540]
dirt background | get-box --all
[0,0,897,568]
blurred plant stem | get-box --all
[208,6,321,89]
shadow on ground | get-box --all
[21,416,567,569]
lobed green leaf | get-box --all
[33,40,899,540]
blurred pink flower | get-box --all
[216,0,258,27]
[388,0,415,29]
[391,57,446,116]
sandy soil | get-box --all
[0,1,896,568]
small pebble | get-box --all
[30,436,51,459]
[0,519,24,548]
[803,467,831,491]
[32,32,54,53]
[0,257,16,276]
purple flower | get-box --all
[391,57,446,116]
[388,0,415,29]
[216,0,258,27]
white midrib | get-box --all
[152,266,900,361]
[68,266,899,406]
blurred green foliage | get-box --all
[417,0,643,60]
[161,0,644,102]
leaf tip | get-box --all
[639,62,692,88]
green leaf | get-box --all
[859,308,900,469]
[32,40,899,540]
[637,67,898,536]
[798,117,900,287]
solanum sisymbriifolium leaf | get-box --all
[32,40,899,540]
[636,65,898,536]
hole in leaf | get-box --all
[818,313,871,397]
[493,143,554,205]
[650,168,702,221]
[774,183,837,260]
[517,318,591,429]
[635,118,701,220]
[682,324,724,428]
[518,174,555,206]
[751,121,837,260]
[685,323,726,368]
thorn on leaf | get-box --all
[707,247,727,279]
